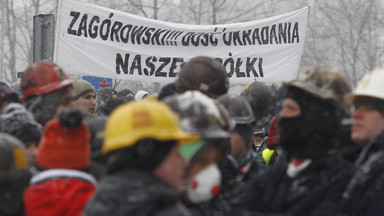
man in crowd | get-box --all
[340,69,384,215]
[83,100,199,216]
[73,80,96,116]
[231,66,355,216]
[21,61,75,126]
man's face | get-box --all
[154,144,188,191]
[351,104,384,147]
[74,92,96,115]
[230,132,247,158]
[24,140,38,166]
[184,145,221,181]
[279,98,301,118]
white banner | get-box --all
[54,0,309,84]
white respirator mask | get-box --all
[186,163,222,203]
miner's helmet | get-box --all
[102,100,200,155]
[346,69,384,104]
[217,94,255,125]
[0,133,30,180]
[283,65,352,117]
[163,90,234,139]
[241,82,277,129]
[175,56,229,99]
[21,62,74,101]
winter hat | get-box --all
[0,103,42,143]
[73,80,95,100]
[36,109,91,170]
[158,82,178,100]
[116,89,134,98]
[266,117,279,149]
[6,122,42,144]
[99,88,117,104]
[135,90,149,101]
[95,97,129,116]
[0,86,19,107]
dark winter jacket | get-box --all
[340,132,384,216]
[219,150,265,201]
[231,153,354,216]
[184,198,231,216]
[83,169,192,216]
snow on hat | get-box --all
[73,80,95,100]
[36,109,91,170]
[135,90,149,101]
[0,103,42,143]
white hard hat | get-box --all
[347,69,384,103]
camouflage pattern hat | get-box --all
[283,66,352,116]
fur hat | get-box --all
[36,109,91,170]
[73,80,95,100]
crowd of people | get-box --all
[0,56,384,216]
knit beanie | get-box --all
[36,109,91,170]
[73,80,95,100]
[4,122,42,144]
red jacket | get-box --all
[24,169,96,216]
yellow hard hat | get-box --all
[102,100,200,155]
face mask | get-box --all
[186,163,221,203]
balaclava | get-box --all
[278,87,339,159]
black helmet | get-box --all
[217,94,254,125]
[241,82,277,128]
[175,56,229,98]
[163,90,234,138]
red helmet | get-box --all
[21,62,74,101]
